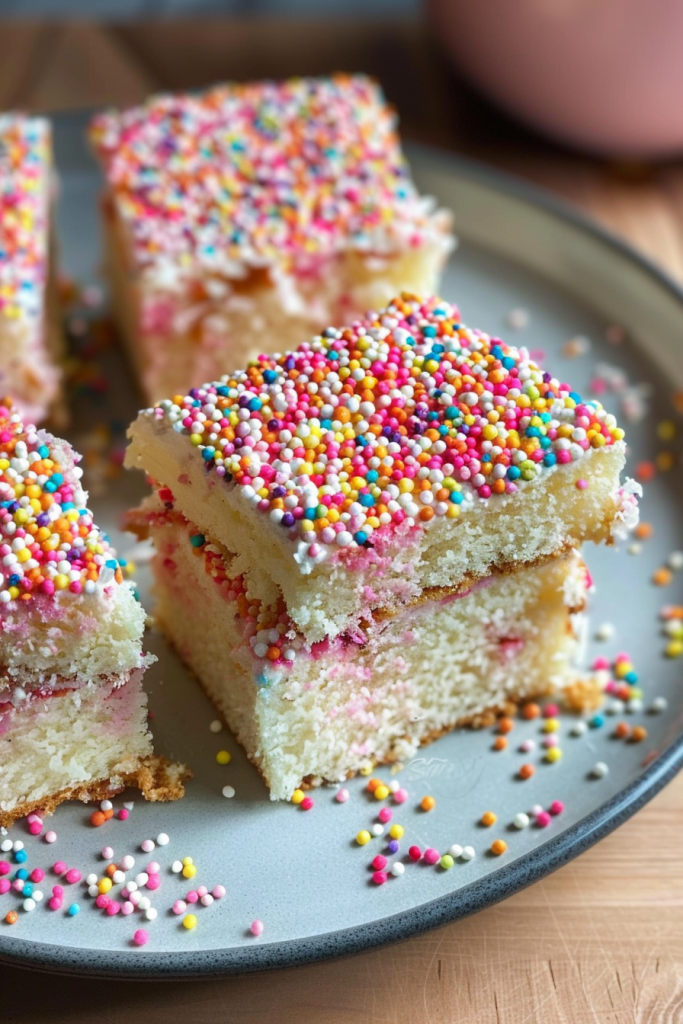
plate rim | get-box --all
[3,133,683,979]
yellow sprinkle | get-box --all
[373,785,390,801]
[666,641,683,658]
[291,789,305,805]
[389,824,404,840]
[182,914,198,930]
[181,856,193,866]
[216,750,231,765]
[356,830,372,846]
[182,864,197,879]
[545,748,563,763]
[658,420,676,441]
[542,718,559,733]
[98,878,112,894]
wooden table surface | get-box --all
[2,18,683,1023]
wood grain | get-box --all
[0,17,682,1022]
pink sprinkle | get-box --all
[48,897,63,911]
[30,868,45,883]
[378,807,392,824]
[95,894,110,910]
[372,871,388,885]
[146,861,160,874]
[549,800,565,816]
[393,788,409,804]
[0,861,10,876]
[140,839,155,853]
[101,846,114,860]
[196,885,208,898]
[212,885,226,900]
[0,879,10,895]
[28,820,43,836]
[52,885,63,897]
[44,831,57,844]
[53,861,67,875]
[250,919,264,936]
[576,478,588,490]
[543,735,559,748]
[121,888,130,900]
[12,879,24,893]
[172,900,187,915]
[133,929,149,946]
[543,704,559,718]
[519,739,536,752]
[301,797,314,811]
[146,874,161,890]
[27,812,42,825]
[423,848,440,865]
[592,656,610,670]
[186,890,199,904]
[117,809,129,821]
[372,855,387,870]
[200,894,214,907]
[335,788,349,803]
[106,901,121,916]
[122,902,135,915]
[536,811,552,827]
[531,804,544,817]
[65,869,81,885]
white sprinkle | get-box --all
[86,873,98,886]
[87,885,99,898]
[13,841,23,851]
[123,802,135,811]
[592,761,609,778]
[390,862,405,877]
[595,622,615,641]
[33,890,43,902]
[627,698,643,713]
[628,543,642,556]
[371,823,384,837]
[129,890,142,906]
[100,800,113,812]
[135,872,149,887]
[460,846,475,861]
[651,696,668,712]
[127,880,138,893]
[200,894,214,907]
[171,861,183,873]
[22,898,36,912]
[506,307,529,330]
[140,839,155,853]
[144,907,157,921]
[605,699,624,715]
[389,780,400,793]
[101,846,114,860]
[112,870,126,885]
[137,896,151,911]
[1,839,12,853]
[571,721,587,736]
[222,786,235,799]
[513,813,530,829]
[121,855,135,870]
[156,833,170,847]
[448,844,463,858]
[669,551,683,570]
[209,720,223,733]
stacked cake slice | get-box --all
[0,401,185,827]
[89,75,453,405]
[0,115,62,424]
[126,294,639,799]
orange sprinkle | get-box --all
[90,811,106,827]
[521,702,541,720]
[519,763,535,780]
[653,568,673,586]
[4,910,18,925]
[635,522,653,540]
[420,796,436,812]
[614,722,630,739]
[366,777,381,793]
[490,839,507,856]
[631,726,648,743]
[493,737,507,751]
[481,811,497,827]
[498,717,515,734]
[635,461,656,482]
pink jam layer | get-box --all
[0,668,143,738]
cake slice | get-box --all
[125,293,638,798]
[0,115,62,424]
[89,75,453,404]
[0,400,185,827]
[126,293,639,646]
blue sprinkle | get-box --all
[450,491,463,504]
[354,531,368,545]
[502,357,516,370]
[263,370,278,384]
[366,470,378,483]
[201,448,215,461]
[15,868,28,880]
[506,466,521,480]
[359,493,374,507]
[189,534,206,548]
[624,671,638,685]
[14,850,27,864]
[590,713,605,728]
[68,903,80,917]
[543,453,557,467]
[38,445,50,458]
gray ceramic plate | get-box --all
[1,114,683,978]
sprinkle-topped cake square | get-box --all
[90,76,453,404]
[125,294,639,798]
[0,115,62,424]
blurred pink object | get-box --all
[427,0,683,157]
